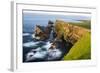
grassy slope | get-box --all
[63,32,91,60]
[69,20,91,29]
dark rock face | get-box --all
[34,21,54,41]
[49,35,73,59]
[48,20,54,25]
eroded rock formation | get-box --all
[55,20,90,44]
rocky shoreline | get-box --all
[24,20,90,62]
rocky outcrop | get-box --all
[34,21,54,41]
[34,25,48,40]
[34,20,90,44]
[55,20,90,44]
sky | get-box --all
[23,11,91,33]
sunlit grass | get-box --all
[69,20,91,29]
[63,32,91,60]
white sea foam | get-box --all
[26,48,62,61]
[33,51,47,59]
[25,41,62,61]
[23,41,39,47]
[32,33,41,40]
[26,52,35,61]
[26,47,47,61]
[42,41,52,50]
[35,37,40,40]
[32,34,35,38]
[48,49,62,60]
[23,33,30,36]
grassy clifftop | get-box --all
[69,20,91,29]
[54,20,91,60]
[63,32,91,60]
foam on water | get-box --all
[23,41,40,47]
[26,47,48,61]
[24,34,62,62]
[25,42,62,61]
[26,52,35,61]
[32,33,41,40]
[49,29,54,41]
[23,33,30,36]
[47,49,62,60]
[32,34,35,38]
[33,51,47,59]
[42,41,52,50]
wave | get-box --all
[33,50,47,59]
[24,40,62,61]
[25,43,62,61]
[26,47,47,61]
[47,49,62,60]
[23,33,30,36]
[32,33,41,40]
[23,41,40,47]
[42,41,52,50]
[32,33,35,38]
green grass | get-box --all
[69,20,91,29]
[63,32,91,60]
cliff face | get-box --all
[55,20,90,44]
[64,32,91,60]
